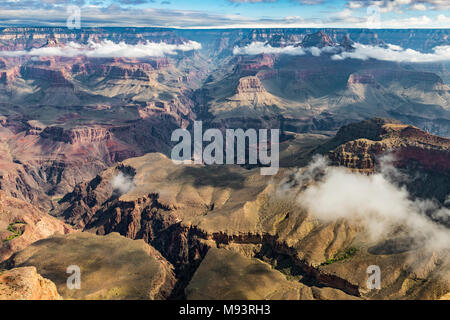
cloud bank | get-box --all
[332,43,450,63]
[0,0,448,28]
[233,41,450,63]
[282,155,450,251]
[233,41,339,56]
[0,40,201,58]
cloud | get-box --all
[347,0,450,12]
[290,0,325,4]
[332,43,450,63]
[233,41,339,56]
[0,0,448,28]
[284,155,450,251]
[0,40,201,58]
[228,0,277,3]
[233,41,450,63]
[112,172,135,195]
[233,42,306,55]
[411,3,427,10]
[118,0,155,4]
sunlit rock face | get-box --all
[0,27,448,300]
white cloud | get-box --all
[233,42,306,55]
[233,41,340,56]
[386,43,403,51]
[347,0,449,12]
[411,3,427,10]
[437,14,450,23]
[0,40,201,58]
[112,172,135,195]
[348,1,363,9]
[332,43,450,63]
[233,41,450,63]
[285,155,450,251]
[334,8,353,19]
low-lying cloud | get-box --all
[233,41,450,63]
[0,40,201,58]
[332,43,450,63]
[112,172,135,195]
[282,155,450,252]
[233,41,339,56]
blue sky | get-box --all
[0,0,449,28]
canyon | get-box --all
[0,27,448,300]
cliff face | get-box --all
[52,150,449,300]
[2,27,446,52]
[2,232,176,300]
[20,65,73,88]
[301,31,336,48]
[327,119,450,174]
[0,67,19,85]
[40,126,111,144]
[0,267,62,300]
[0,119,140,211]
[0,191,73,262]
[237,54,275,72]
[236,76,266,94]
[0,28,448,300]
[71,59,170,81]
[321,118,450,205]
[0,27,187,51]
[347,73,376,86]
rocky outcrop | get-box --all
[320,118,450,205]
[236,76,266,94]
[186,248,357,300]
[148,58,170,70]
[0,27,187,51]
[329,139,386,171]
[20,65,73,88]
[0,67,19,85]
[40,126,111,144]
[0,119,140,210]
[72,62,151,81]
[0,191,73,262]
[300,31,336,48]
[326,118,450,173]
[237,54,274,72]
[340,34,355,51]
[0,266,62,300]
[347,73,375,86]
[2,232,176,300]
[53,150,449,300]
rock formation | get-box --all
[0,266,62,300]
[2,232,176,300]
[300,31,336,48]
[0,191,73,262]
[52,137,450,299]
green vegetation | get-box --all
[320,247,358,266]
[3,222,26,242]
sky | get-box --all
[0,0,449,28]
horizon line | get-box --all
[0,25,449,30]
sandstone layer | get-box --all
[0,266,62,300]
